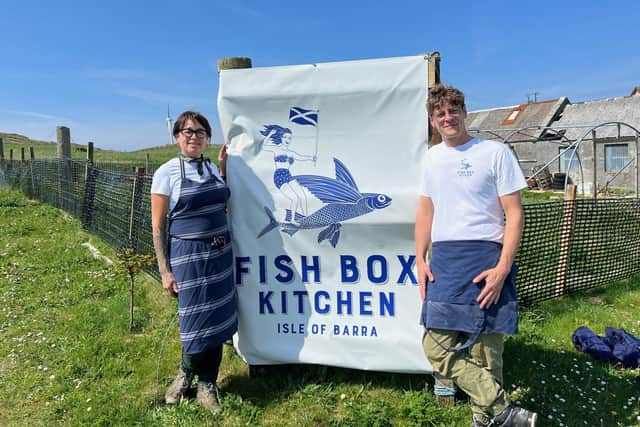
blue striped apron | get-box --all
[421,240,519,351]
[169,159,237,354]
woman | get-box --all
[151,111,236,414]
[261,124,315,223]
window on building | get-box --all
[604,144,629,172]
[502,105,525,125]
[559,147,580,173]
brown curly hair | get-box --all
[427,84,465,116]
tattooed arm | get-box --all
[151,193,178,297]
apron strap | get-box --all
[427,314,486,352]
[445,328,483,352]
[179,157,186,179]
[204,159,214,177]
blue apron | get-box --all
[421,240,518,351]
[169,159,237,354]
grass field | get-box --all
[0,188,639,426]
[0,132,221,164]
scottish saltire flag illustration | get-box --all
[289,106,318,126]
[258,158,392,247]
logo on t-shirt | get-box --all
[456,159,474,177]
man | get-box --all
[415,84,537,427]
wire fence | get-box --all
[1,158,639,306]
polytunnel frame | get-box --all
[468,122,640,198]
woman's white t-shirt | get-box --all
[150,158,223,212]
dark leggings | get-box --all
[181,345,223,383]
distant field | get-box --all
[0,132,222,165]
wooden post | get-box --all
[426,51,441,146]
[128,167,146,252]
[555,184,577,297]
[85,142,94,181]
[217,56,253,185]
[9,149,13,161]
[20,147,25,162]
[57,126,72,211]
[145,152,150,172]
[592,130,597,199]
[217,56,252,71]
[636,134,640,199]
[81,162,97,230]
[57,126,72,159]
[0,137,4,161]
[29,146,36,197]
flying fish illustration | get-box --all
[258,158,392,247]
[460,159,472,170]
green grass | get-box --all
[522,190,566,204]
[1,189,639,426]
[1,136,221,165]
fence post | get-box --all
[9,149,13,161]
[427,51,441,146]
[57,126,72,211]
[0,138,4,176]
[81,164,97,230]
[29,146,36,197]
[591,130,597,199]
[20,147,25,162]
[145,152,150,172]
[85,141,94,181]
[555,184,577,296]
[128,167,146,252]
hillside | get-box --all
[0,131,221,164]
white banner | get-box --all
[218,55,431,373]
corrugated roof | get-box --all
[466,98,567,142]
[552,95,640,140]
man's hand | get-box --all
[417,259,435,302]
[473,265,510,309]
[161,272,179,297]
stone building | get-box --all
[465,88,640,194]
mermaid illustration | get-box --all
[261,124,315,224]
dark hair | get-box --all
[260,124,292,145]
[427,84,465,116]
[173,111,212,137]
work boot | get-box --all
[492,405,538,426]
[470,416,490,427]
[164,368,193,405]
[197,381,221,414]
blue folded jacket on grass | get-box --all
[572,326,640,369]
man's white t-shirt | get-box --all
[420,138,527,243]
[151,158,223,212]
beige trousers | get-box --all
[423,329,509,422]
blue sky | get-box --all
[2,1,638,151]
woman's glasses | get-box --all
[180,128,208,138]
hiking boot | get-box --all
[470,416,490,427]
[493,405,538,426]
[196,381,221,414]
[164,368,193,405]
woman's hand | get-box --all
[161,271,179,297]
[218,144,228,178]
